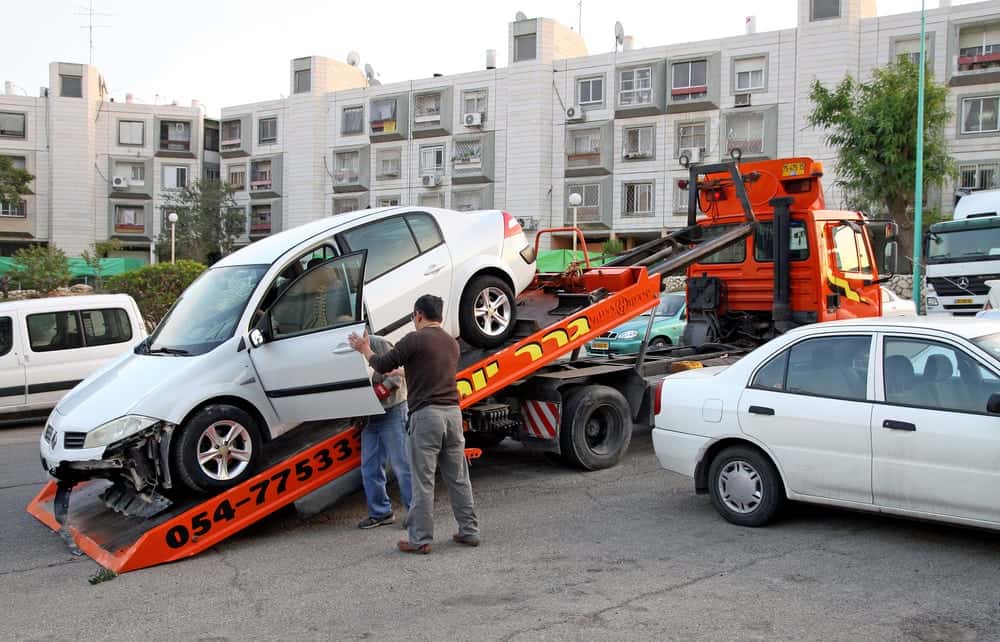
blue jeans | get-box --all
[361,402,412,518]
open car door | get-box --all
[248,250,383,424]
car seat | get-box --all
[884,355,916,405]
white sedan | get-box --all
[881,286,916,316]
[652,317,1000,530]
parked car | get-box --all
[652,317,1000,531]
[977,280,1000,319]
[586,292,686,355]
[0,294,145,420]
[40,207,536,496]
[880,287,916,316]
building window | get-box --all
[619,68,652,106]
[566,183,601,223]
[419,145,445,176]
[418,192,444,208]
[958,161,1000,191]
[334,150,360,185]
[514,33,536,62]
[957,24,1000,71]
[114,162,145,185]
[578,76,604,106]
[0,112,26,138]
[377,196,401,207]
[205,165,220,181]
[453,190,483,212]
[453,139,483,169]
[118,120,144,146]
[672,60,708,100]
[894,37,927,66]
[0,199,26,218]
[961,96,1000,134]
[294,69,311,94]
[463,89,488,117]
[725,112,765,154]
[376,147,402,179]
[162,166,189,190]
[342,106,364,135]
[568,128,602,167]
[677,121,707,152]
[250,160,273,191]
[673,182,691,213]
[811,0,840,20]
[734,57,765,91]
[221,120,242,149]
[3,156,26,172]
[250,205,272,235]
[370,98,398,133]
[114,204,144,233]
[204,127,219,152]
[623,182,654,216]
[228,166,246,190]
[159,121,191,152]
[414,93,442,124]
[334,197,360,214]
[60,75,83,98]
[623,125,654,160]
[258,117,278,144]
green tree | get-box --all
[13,245,71,295]
[158,180,245,264]
[80,239,124,291]
[601,237,624,257]
[0,156,34,208]
[809,57,955,260]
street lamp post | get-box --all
[167,212,178,264]
[568,192,583,258]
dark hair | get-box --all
[413,294,444,322]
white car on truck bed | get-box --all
[652,317,1000,531]
[40,207,536,502]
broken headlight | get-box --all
[83,415,160,449]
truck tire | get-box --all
[459,274,517,349]
[707,446,784,527]
[559,385,632,470]
[172,404,264,494]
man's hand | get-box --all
[348,330,373,358]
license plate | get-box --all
[782,161,807,177]
[592,341,609,350]
[956,298,974,304]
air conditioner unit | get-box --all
[678,147,702,166]
[111,176,129,189]
[565,105,585,122]
[734,93,752,107]
[463,112,483,127]
[517,216,537,231]
[434,175,444,186]
[422,175,444,187]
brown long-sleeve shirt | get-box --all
[368,326,460,413]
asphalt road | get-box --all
[3,423,1000,641]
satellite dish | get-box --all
[364,63,381,86]
[515,10,527,21]
[615,21,625,46]
[346,51,360,67]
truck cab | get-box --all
[924,213,1000,316]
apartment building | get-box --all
[5,0,1000,260]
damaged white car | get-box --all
[39,207,536,510]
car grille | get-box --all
[927,274,1000,297]
[43,425,57,448]
[63,432,87,449]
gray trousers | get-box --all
[407,405,479,546]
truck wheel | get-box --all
[707,446,784,527]
[559,385,632,470]
[459,274,516,349]
[172,405,263,494]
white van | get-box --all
[0,294,146,419]
[953,189,1000,220]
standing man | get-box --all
[349,294,479,554]
[357,336,412,530]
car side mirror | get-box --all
[883,240,899,276]
[988,393,1000,415]
[249,314,273,348]
[248,329,265,348]
[680,310,687,320]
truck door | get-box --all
[825,222,880,318]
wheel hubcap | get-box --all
[718,460,763,514]
[197,420,252,481]
[473,287,512,337]
[583,405,622,456]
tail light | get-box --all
[653,379,665,415]
[502,211,523,238]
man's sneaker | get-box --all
[358,513,395,529]
[452,533,480,547]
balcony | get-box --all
[412,88,453,138]
[615,60,667,119]
[721,106,778,159]
[110,203,150,239]
[219,116,250,158]
[249,206,271,237]
[666,53,720,113]
[332,146,370,193]
[564,176,613,229]
[108,158,154,200]
[951,22,1000,86]
[452,186,494,212]
[452,133,494,184]
[248,156,282,199]
[333,194,369,214]
[155,118,195,158]
[369,95,409,142]
[565,121,613,177]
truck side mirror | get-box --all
[883,240,899,276]
[988,393,1000,415]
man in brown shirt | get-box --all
[348,294,479,554]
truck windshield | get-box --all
[831,224,873,275]
[145,265,268,356]
[927,226,1000,264]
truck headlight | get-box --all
[618,330,640,340]
[83,415,160,449]
[926,296,939,307]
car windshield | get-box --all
[927,226,1000,264]
[146,265,268,356]
[646,294,685,317]
[972,332,1000,361]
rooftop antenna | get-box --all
[578,1,583,36]
[364,63,380,87]
[346,51,361,67]
[75,0,111,65]
[614,21,624,52]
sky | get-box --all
[1,0,972,116]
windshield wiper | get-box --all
[147,345,191,356]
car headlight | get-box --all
[83,415,160,449]
[618,330,640,340]
[926,296,939,307]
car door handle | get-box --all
[883,419,916,432]
[748,405,775,416]
[332,345,354,354]
[424,264,444,276]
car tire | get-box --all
[649,337,670,350]
[172,404,264,494]
[559,385,632,471]
[459,274,517,349]
[707,446,784,527]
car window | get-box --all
[269,252,365,339]
[697,224,747,265]
[650,294,685,317]
[754,221,810,262]
[405,213,444,253]
[0,317,11,357]
[774,335,871,401]
[973,332,1000,361]
[750,350,788,391]
[27,311,84,352]
[256,244,339,318]
[80,308,133,347]
[884,336,999,414]
[340,217,420,282]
